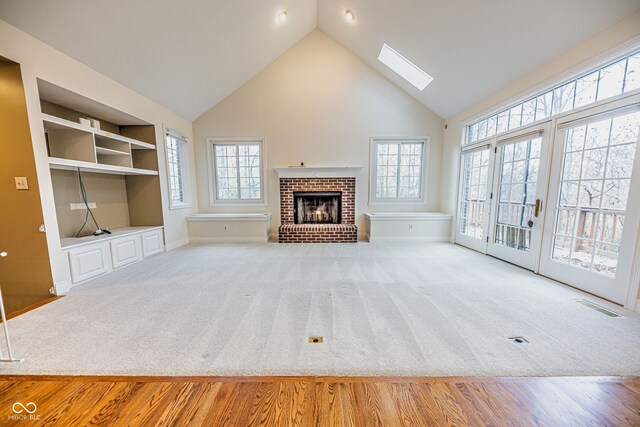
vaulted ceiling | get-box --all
[1,1,639,121]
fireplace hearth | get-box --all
[294,192,341,224]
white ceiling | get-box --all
[1,1,639,120]
[0,0,317,120]
[318,0,640,118]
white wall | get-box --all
[0,20,198,291]
[441,11,640,223]
[193,30,444,237]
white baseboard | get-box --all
[189,236,269,244]
[368,236,450,243]
[53,280,71,295]
[166,238,190,251]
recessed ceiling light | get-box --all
[277,11,288,23]
[345,9,355,22]
[378,43,433,91]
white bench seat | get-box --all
[187,214,271,243]
[364,212,452,243]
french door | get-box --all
[456,145,494,252]
[487,124,551,270]
[539,100,640,304]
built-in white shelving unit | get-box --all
[37,78,166,291]
[43,113,157,175]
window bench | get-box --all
[364,213,452,243]
[186,214,271,243]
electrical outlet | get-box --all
[70,202,97,210]
[14,177,28,190]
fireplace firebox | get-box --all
[293,191,342,224]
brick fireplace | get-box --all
[279,177,357,243]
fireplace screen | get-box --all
[294,192,342,224]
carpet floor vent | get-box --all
[574,299,623,318]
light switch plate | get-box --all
[14,177,28,190]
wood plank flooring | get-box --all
[0,376,638,426]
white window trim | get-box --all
[368,136,430,206]
[164,128,191,210]
[461,38,640,146]
[206,137,268,207]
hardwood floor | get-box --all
[0,376,638,426]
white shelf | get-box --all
[49,157,158,176]
[95,132,155,150]
[43,113,155,150]
[95,146,130,156]
[60,226,163,249]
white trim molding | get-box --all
[165,238,190,251]
[53,280,71,296]
[207,137,268,207]
[368,136,430,206]
[274,166,362,179]
[187,213,271,222]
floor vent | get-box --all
[574,299,623,318]
[508,336,529,344]
[308,337,323,344]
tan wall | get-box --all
[50,170,130,238]
[0,20,197,292]
[193,30,444,236]
[0,61,53,313]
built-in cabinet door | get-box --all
[539,99,640,304]
[141,229,164,257]
[68,244,110,283]
[110,236,142,269]
[487,124,552,270]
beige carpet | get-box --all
[1,242,639,376]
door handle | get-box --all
[534,199,542,218]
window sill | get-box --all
[209,201,268,208]
[169,203,192,210]
[368,200,427,206]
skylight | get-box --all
[378,44,433,91]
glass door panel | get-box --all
[540,104,640,304]
[456,147,492,253]
[487,124,551,270]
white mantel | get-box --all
[274,166,363,179]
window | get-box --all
[370,137,428,203]
[551,110,639,276]
[208,138,265,204]
[377,44,433,91]
[465,49,640,145]
[458,147,490,239]
[165,130,189,208]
